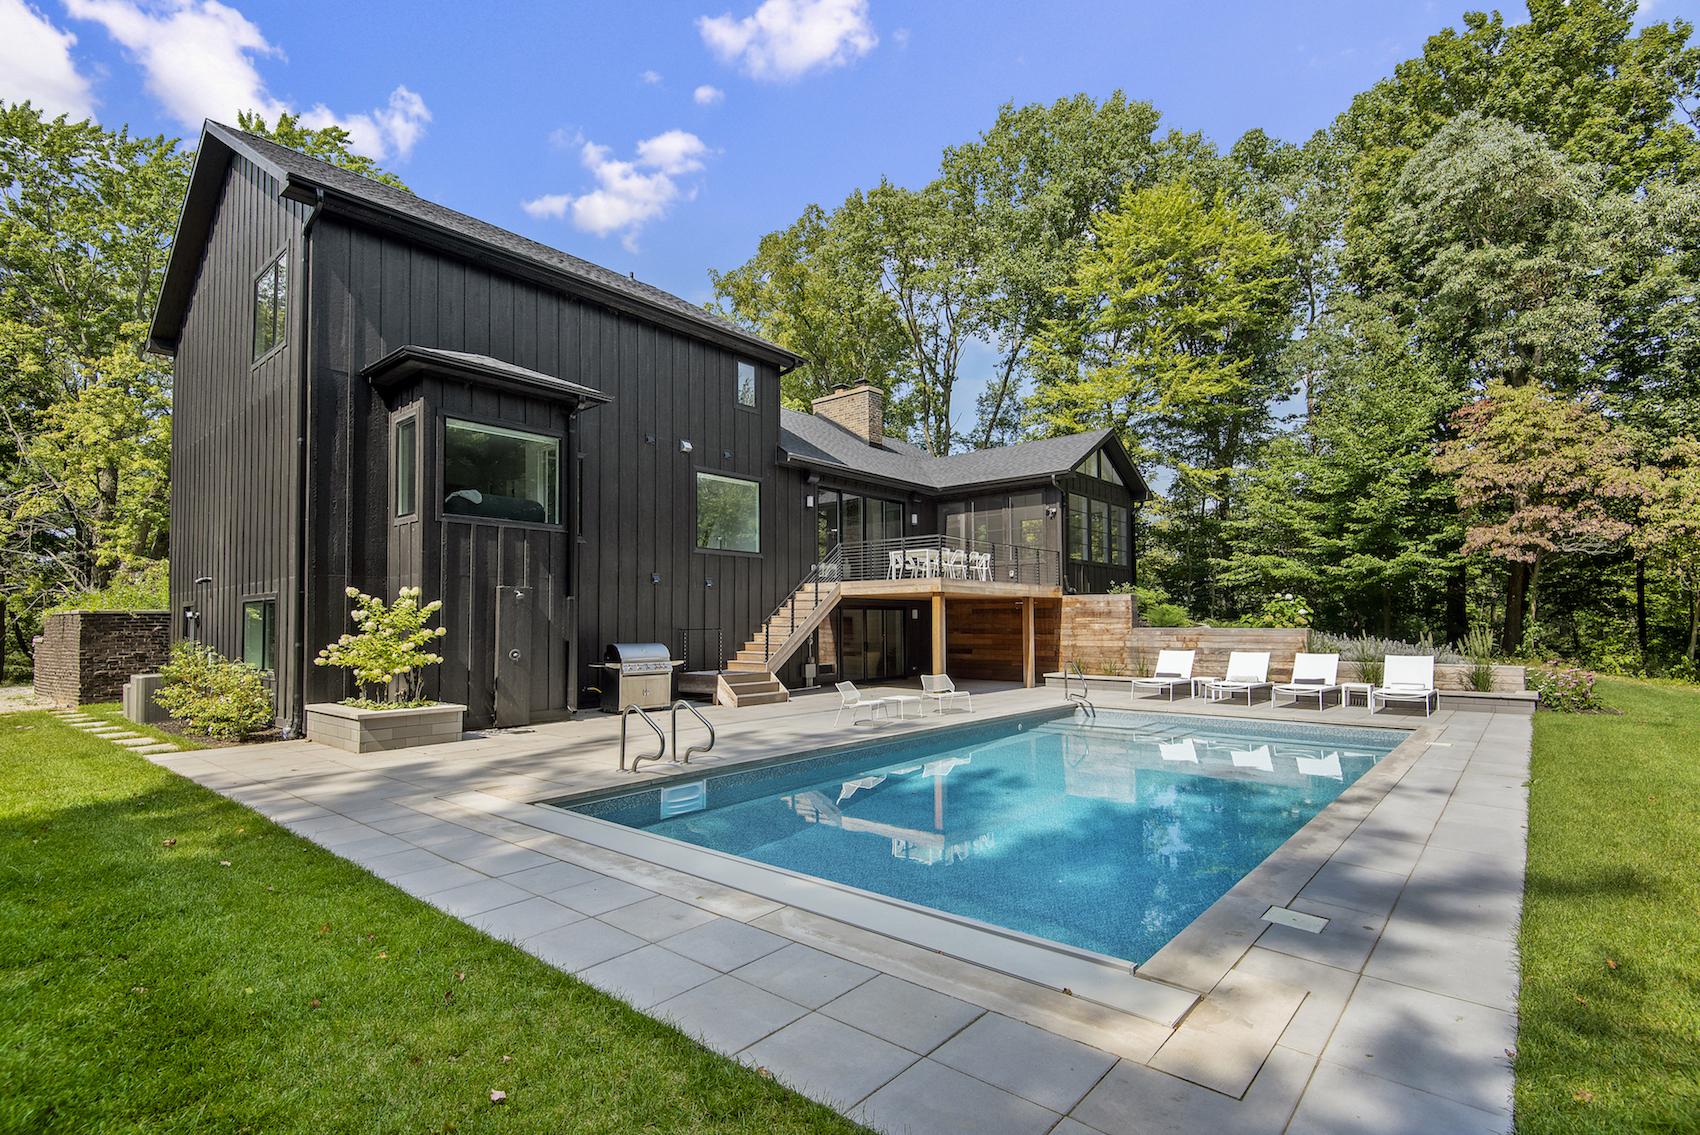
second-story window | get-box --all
[736,360,757,408]
[253,251,288,362]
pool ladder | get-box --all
[621,700,716,772]
[1063,660,1096,716]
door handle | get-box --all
[508,649,521,661]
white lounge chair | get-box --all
[1205,652,1272,706]
[1131,650,1195,701]
[920,674,973,714]
[834,681,892,725]
[1159,739,1199,763]
[1231,744,1274,772]
[1273,652,1342,710]
[1371,655,1437,716]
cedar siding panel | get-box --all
[305,217,811,725]
[169,155,308,721]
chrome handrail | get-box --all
[1064,659,1095,715]
[620,704,667,771]
[671,699,716,764]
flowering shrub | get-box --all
[155,642,274,740]
[1259,593,1313,628]
[315,587,446,706]
[1529,663,1601,712]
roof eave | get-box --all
[364,345,613,407]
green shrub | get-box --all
[1258,593,1313,628]
[1528,663,1602,712]
[45,561,168,615]
[314,586,446,706]
[154,642,274,740]
[1461,625,1497,692]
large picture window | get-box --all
[697,472,761,552]
[1068,493,1087,561]
[242,599,276,672]
[252,251,287,361]
[443,419,560,524]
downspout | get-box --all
[291,188,325,737]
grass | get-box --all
[71,700,208,751]
[0,710,862,1134]
[1516,678,1700,1134]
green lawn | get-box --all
[1517,678,1700,1134]
[0,710,862,1134]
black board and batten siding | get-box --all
[168,155,309,719]
[306,216,812,726]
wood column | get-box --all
[930,592,946,675]
[1022,597,1036,688]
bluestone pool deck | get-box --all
[135,681,1529,1135]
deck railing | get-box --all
[824,535,1062,588]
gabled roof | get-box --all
[364,345,611,406]
[148,121,800,368]
[778,409,1149,498]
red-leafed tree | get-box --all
[1433,382,1642,652]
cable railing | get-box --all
[827,534,1063,588]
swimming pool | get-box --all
[555,708,1400,965]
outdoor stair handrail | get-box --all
[671,699,716,764]
[761,544,844,667]
[620,704,667,772]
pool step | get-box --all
[716,670,790,708]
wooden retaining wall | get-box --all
[1058,595,1139,675]
[1129,627,1311,682]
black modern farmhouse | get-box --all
[149,122,1148,731]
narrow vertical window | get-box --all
[252,251,288,361]
[1068,494,1087,561]
[1089,499,1109,562]
[1110,507,1128,566]
[242,599,277,671]
[736,359,757,408]
[394,417,417,518]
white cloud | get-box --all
[693,83,725,106]
[697,0,876,80]
[891,26,909,49]
[0,0,96,119]
[64,0,429,158]
[640,68,663,84]
[522,129,712,251]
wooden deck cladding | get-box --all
[936,596,1063,686]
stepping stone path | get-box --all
[48,707,182,754]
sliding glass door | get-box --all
[838,605,910,682]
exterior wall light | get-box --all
[679,439,693,453]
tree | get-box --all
[0,105,187,660]
[708,202,912,419]
[234,111,411,191]
[1631,440,1700,661]
[1028,179,1292,610]
[1433,382,1640,651]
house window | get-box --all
[242,599,276,672]
[1068,493,1087,561]
[394,417,417,518]
[697,472,761,552]
[252,251,287,361]
[443,419,560,524]
[1074,449,1124,487]
[736,360,757,408]
[1089,499,1109,562]
[1110,507,1129,566]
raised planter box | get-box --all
[304,702,466,754]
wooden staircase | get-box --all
[716,571,841,707]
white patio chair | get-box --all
[1204,652,1272,706]
[834,681,893,725]
[920,674,973,714]
[1130,650,1195,701]
[971,551,992,581]
[1372,655,1437,717]
[1272,652,1342,710]
[943,549,968,579]
[887,550,904,580]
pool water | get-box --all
[561,709,1400,964]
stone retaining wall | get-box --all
[32,611,170,707]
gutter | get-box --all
[290,187,325,736]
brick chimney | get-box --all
[811,383,884,447]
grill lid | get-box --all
[604,642,674,666]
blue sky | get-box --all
[3,0,1694,415]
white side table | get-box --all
[888,695,925,720]
[1190,676,1221,700]
[1340,682,1374,708]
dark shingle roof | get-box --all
[150,121,797,365]
[363,345,611,405]
[778,408,1139,495]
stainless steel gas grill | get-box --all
[599,642,684,712]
